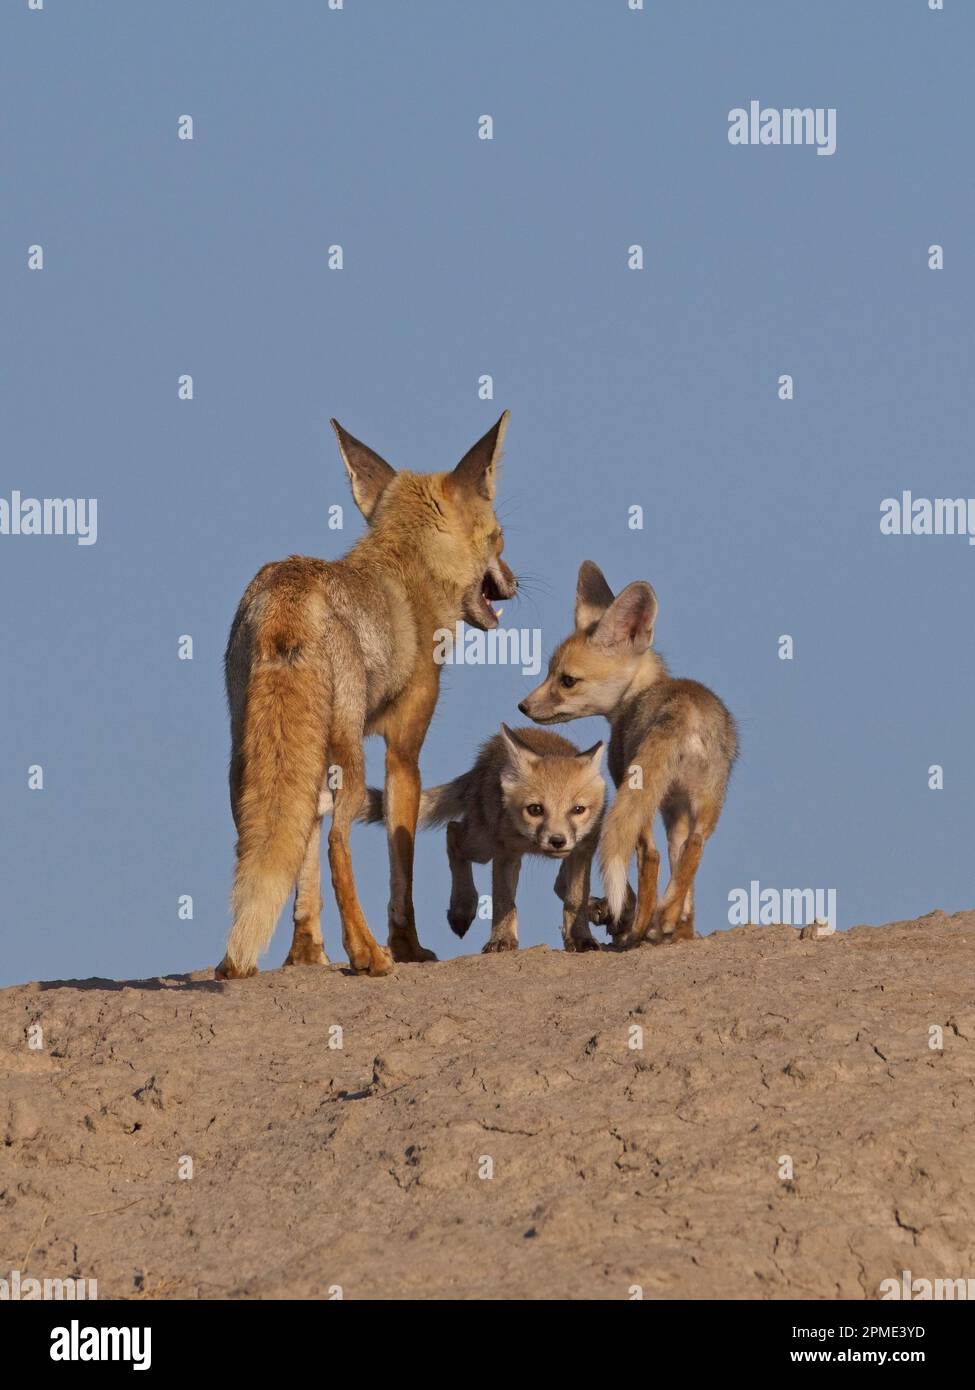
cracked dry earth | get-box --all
[1,910,973,1301]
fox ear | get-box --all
[330,419,396,521]
[575,739,605,775]
[575,560,615,632]
[592,581,658,653]
[452,410,509,501]
[499,722,539,779]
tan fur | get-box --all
[519,561,737,947]
[360,726,606,953]
[216,413,518,979]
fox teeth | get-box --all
[494,607,504,620]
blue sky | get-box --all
[2,0,972,984]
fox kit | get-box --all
[216,412,517,981]
[363,725,606,953]
[519,561,737,948]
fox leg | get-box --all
[483,851,521,953]
[588,882,636,936]
[662,804,695,941]
[656,800,719,942]
[383,748,437,964]
[328,741,393,977]
[446,820,479,938]
[598,745,674,946]
[617,829,660,949]
[654,834,703,943]
[557,849,599,953]
[381,687,438,965]
[284,816,328,966]
[676,882,696,941]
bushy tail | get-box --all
[600,738,680,923]
[357,772,474,828]
[222,652,330,975]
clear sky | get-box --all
[3,0,972,985]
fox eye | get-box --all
[525,803,544,817]
[560,674,578,689]
[571,805,586,816]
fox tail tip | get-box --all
[602,858,629,926]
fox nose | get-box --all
[548,834,567,850]
[517,700,529,716]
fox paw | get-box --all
[565,934,600,953]
[482,937,517,954]
[589,896,629,937]
[283,946,329,967]
[215,955,258,980]
[647,910,683,944]
[613,928,650,952]
[348,945,395,976]
[389,933,437,965]
[447,908,476,939]
[587,895,612,926]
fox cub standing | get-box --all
[363,725,606,953]
[519,561,737,948]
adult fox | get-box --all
[216,412,517,980]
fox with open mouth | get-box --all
[217,411,518,980]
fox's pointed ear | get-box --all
[592,581,657,653]
[575,740,605,774]
[330,419,396,521]
[499,722,539,778]
[452,410,509,500]
[575,560,615,632]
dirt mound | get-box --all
[2,911,973,1300]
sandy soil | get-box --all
[1,910,973,1301]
